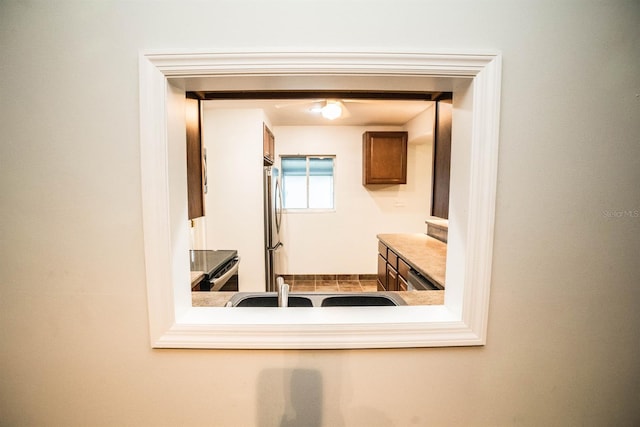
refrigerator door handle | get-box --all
[274,178,283,233]
[268,241,283,251]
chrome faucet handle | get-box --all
[277,277,289,308]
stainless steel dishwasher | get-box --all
[407,269,440,290]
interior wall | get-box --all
[274,124,432,275]
[201,107,266,292]
[1,1,639,426]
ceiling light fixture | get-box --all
[321,100,342,120]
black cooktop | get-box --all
[189,250,237,276]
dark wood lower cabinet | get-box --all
[377,240,411,291]
[386,264,398,292]
[377,254,387,291]
[397,258,410,291]
[398,275,408,292]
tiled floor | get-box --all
[280,274,378,293]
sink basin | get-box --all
[228,292,406,307]
[320,295,402,307]
[232,295,313,307]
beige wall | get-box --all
[274,124,432,275]
[1,1,639,425]
[202,107,266,292]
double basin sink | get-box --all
[227,292,406,307]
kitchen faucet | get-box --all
[277,277,289,307]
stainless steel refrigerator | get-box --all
[264,165,283,292]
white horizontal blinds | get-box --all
[282,157,307,209]
[282,156,334,209]
[308,157,334,209]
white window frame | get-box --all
[281,155,336,212]
[139,49,501,349]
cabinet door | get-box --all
[377,254,387,291]
[398,258,410,282]
[398,275,408,291]
[362,131,408,185]
[263,123,275,165]
[431,99,452,219]
[386,264,399,292]
[185,96,205,219]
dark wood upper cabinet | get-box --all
[362,131,408,185]
[185,96,205,220]
[263,123,275,165]
[431,99,452,219]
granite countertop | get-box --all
[191,271,205,288]
[393,290,444,305]
[377,233,447,289]
[192,292,235,307]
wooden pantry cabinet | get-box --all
[362,131,408,185]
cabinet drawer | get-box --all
[398,258,410,281]
[378,241,388,259]
[387,250,398,270]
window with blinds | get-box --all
[281,156,335,210]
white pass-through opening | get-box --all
[139,50,501,349]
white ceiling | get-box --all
[202,98,434,126]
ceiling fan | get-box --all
[275,98,376,120]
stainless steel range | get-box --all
[190,250,239,291]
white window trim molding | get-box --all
[139,49,501,349]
